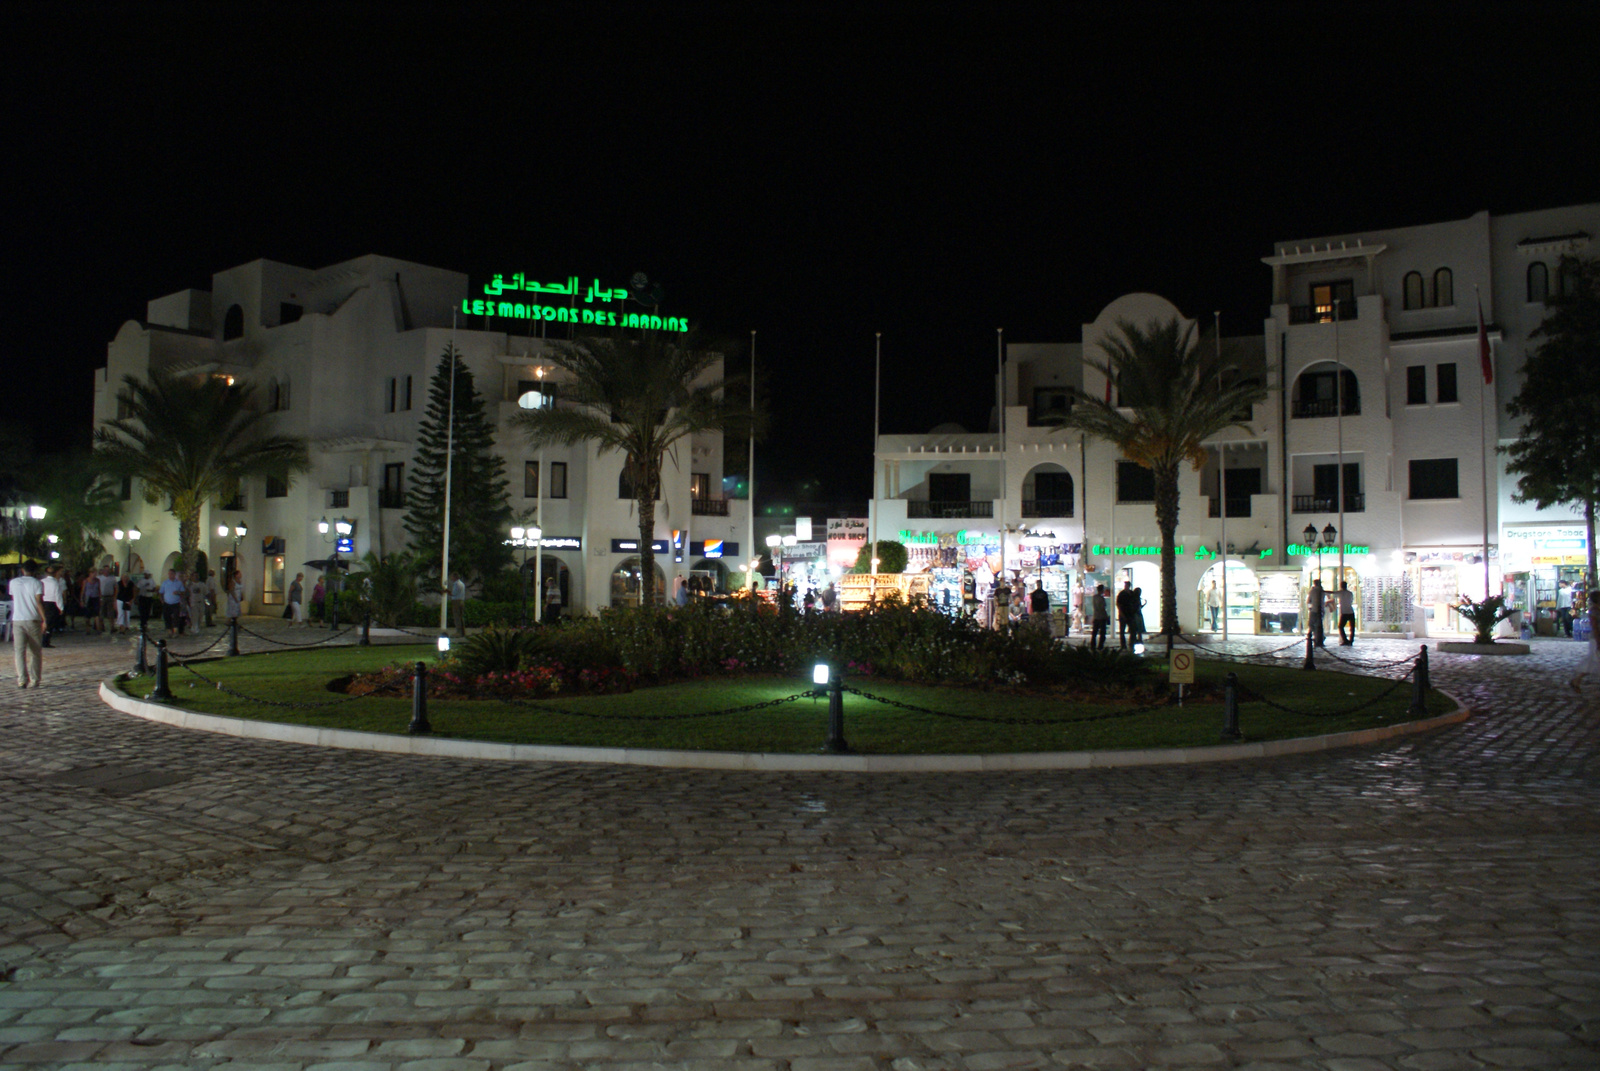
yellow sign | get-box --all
[1169,650,1195,685]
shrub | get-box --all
[454,624,543,677]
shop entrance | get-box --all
[610,557,665,607]
[1196,560,1259,634]
[1304,563,1362,638]
[1117,561,1163,637]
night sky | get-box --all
[7,4,1596,502]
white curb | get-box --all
[100,681,1470,772]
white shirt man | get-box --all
[39,568,65,646]
[9,563,46,687]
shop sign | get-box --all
[1287,543,1369,557]
[469,273,688,333]
[1502,525,1587,566]
[782,542,826,559]
[902,529,997,546]
[1092,543,1182,557]
[692,540,738,558]
[611,538,670,554]
[827,518,868,540]
[1258,573,1301,614]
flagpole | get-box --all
[870,333,881,606]
[1217,310,1227,642]
[533,361,545,623]
[1477,288,1493,602]
[1334,297,1345,606]
[997,327,1006,619]
[748,330,756,593]
[438,312,458,644]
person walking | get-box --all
[311,577,326,624]
[136,571,155,633]
[1130,587,1147,646]
[543,574,561,624]
[1206,580,1222,631]
[158,568,186,638]
[9,561,45,688]
[41,565,66,647]
[1555,581,1574,638]
[98,566,118,639]
[1337,581,1357,645]
[1091,583,1110,650]
[187,570,210,634]
[288,573,305,626]
[1308,576,1327,648]
[204,569,217,628]
[1029,581,1051,634]
[225,569,244,631]
[82,571,102,634]
[114,570,136,635]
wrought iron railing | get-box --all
[691,498,729,516]
[1288,299,1358,324]
[1292,494,1364,513]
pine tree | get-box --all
[403,347,513,585]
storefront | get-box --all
[1404,547,1496,636]
[1195,559,1260,634]
[1501,524,1590,634]
[1256,569,1301,633]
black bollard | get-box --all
[822,676,848,754]
[149,640,174,702]
[360,614,371,646]
[1407,645,1430,718]
[1302,631,1315,671]
[1221,671,1242,740]
[409,661,432,735]
[228,618,240,657]
[134,631,149,676]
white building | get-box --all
[93,255,751,614]
[873,204,1597,637]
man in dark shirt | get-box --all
[1115,581,1137,648]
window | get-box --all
[221,490,247,511]
[690,472,710,500]
[402,375,412,411]
[524,461,540,498]
[1116,461,1155,503]
[1403,272,1424,311]
[118,475,132,501]
[1433,268,1453,307]
[223,304,244,341]
[1309,279,1355,322]
[381,463,404,509]
[517,380,556,409]
[1409,458,1460,500]
[264,475,288,499]
[1435,362,1458,404]
[1293,368,1360,417]
[329,489,349,509]
[279,302,303,325]
[1406,365,1427,405]
[928,472,970,502]
[1030,387,1073,425]
[548,461,568,499]
[1528,262,1549,303]
[261,555,285,606]
[385,377,397,413]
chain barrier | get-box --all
[493,690,813,721]
[842,684,1170,726]
[1248,660,1417,719]
[1176,633,1308,658]
[238,624,358,648]
[1314,644,1421,670]
[169,659,389,708]
[161,630,230,661]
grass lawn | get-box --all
[118,644,1455,754]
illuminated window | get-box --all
[1432,268,1453,307]
[1435,363,1457,404]
[524,461,540,498]
[517,380,556,409]
[223,304,244,341]
[261,555,285,605]
[1527,262,1549,303]
[1403,272,1424,310]
[1309,280,1354,322]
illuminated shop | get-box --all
[1500,524,1590,633]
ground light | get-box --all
[437,635,451,653]
[812,662,848,753]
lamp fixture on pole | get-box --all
[318,516,353,630]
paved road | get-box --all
[2,622,1596,1069]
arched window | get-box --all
[1022,464,1075,518]
[1292,365,1359,418]
[1432,267,1453,307]
[1527,262,1549,303]
[222,304,244,341]
[1402,271,1424,310]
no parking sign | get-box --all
[1169,650,1195,684]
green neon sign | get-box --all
[899,529,996,546]
[468,273,688,333]
[1287,543,1369,556]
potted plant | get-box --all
[1451,594,1518,645]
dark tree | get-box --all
[403,347,512,585]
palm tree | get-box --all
[17,451,127,574]
[1060,317,1268,647]
[511,333,757,607]
[93,368,310,576]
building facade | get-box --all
[872,204,1597,636]
[93,255,751,615]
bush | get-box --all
[454,624,543,677]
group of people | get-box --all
[1305,577,1359,647]
[1085,580,1148,650]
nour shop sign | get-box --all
[464,273,689,333]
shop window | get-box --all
[1527,262,1548,303]
[264,474,288,499]
[380,463,404,509]
[610,556,664,608]
[261,554,285,605]
[1433,268,1453,307]
[1116,461,1154,503]
[1406,365,1427,405]
[549,462,568,499]
[1436,362,1457,404]
[223,304,244,341]
[524,461,540,498]
[1403,272,1424,311]
[1409,457,1459,500]
[279,302,303,325]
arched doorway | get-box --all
[1118,561,1163,639]
[521,554,572,617]
[1021,463,1075,519]
[691,558,727,594]
[1197,559,1259,634]
[610,557,665,607]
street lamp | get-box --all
[115,527,143,575]
[28,505,46,520]
[510,524,542,626]
[216,523,245,585]
[318,516,353,629]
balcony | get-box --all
[691,497,729,516]
[1288,299,1358,325]
[908,500,994,519]
[1207,497,1254,518]
[1021,498,1074,518]
[1292,494,1365,514]
[1292,398,1360,419]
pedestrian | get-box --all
[1009,586,1026,625]
[1308,577,1326,648]
[204,569,217,628]
[41,565,66,647]
[802,587,815,614]
[821,583,837,612]
[1206,580,1222,631]
[82,570,102,634]
[98,566,118,638]
[159,568,185,638]
[311,577,326,624]
[288,572,305,626]
[449,574,467,635]
[115,570,136,634]
[1029,581,1051,633]
[9,560,45,688]
[187,570,210,634]
[1571,589,1600,693]
[226,569,243,629]
[542,574,561,624]
[136,571,155,632]
[674,575,690,608]
[1130,586,1147,645]
[1555,581,1574,639]
[1090,583,1110,650]
[1337,581,1356,645]
[1115,581,1136,648]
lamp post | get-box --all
[1303,521,1338,634]
[216,523,245,581]
[318,516,353,629]
[510,524,542,626]
[115,527,143,576]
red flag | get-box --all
[1104,371,1114,404]
[1477,297,1493,385]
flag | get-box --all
[1104,371,1114,405]
[1477,296,1493,385]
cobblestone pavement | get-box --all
[1,621,1596,1069]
